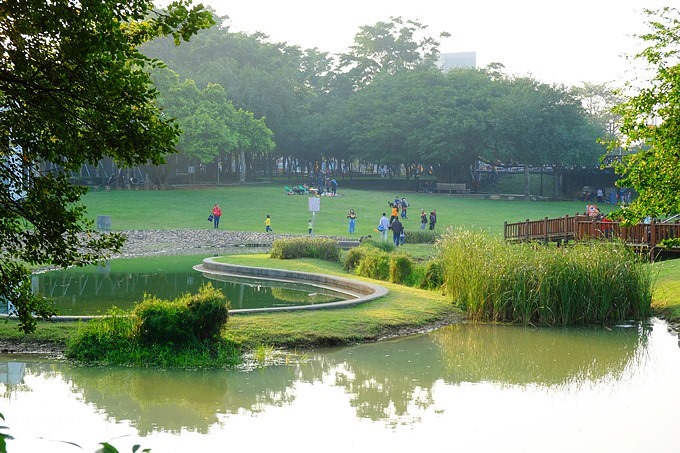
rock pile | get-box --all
[113,229,293,258]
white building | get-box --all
[439,52,477,71]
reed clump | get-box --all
[438,228,652,326]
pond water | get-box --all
[1,318,679,452]
[27,264,347,315]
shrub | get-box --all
[403,229,439,244]
[270,237,340,261]
[185,284,230,342]
[344,246,368,272]
[420,260,444,290]
[357,238,395,252]
[356,249,391,280]
[65,308,136,362]
[133,283,229,347]
[389,254,413,284]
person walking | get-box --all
[400,197,409,219]
[211,203,222,229]
[420,209,428,230]
[391,217,404,247]
[347,209,357,234]
[378,213,390,242]
[265,214,273,232]
[429,209,437,230]
[389,202,399,225]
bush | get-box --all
[420,260,444,290]
[357,238,395,252]
[389,254,413,284]
[270,237,340,261]
[403,229,439,244]
[356,249,391,280]
[65,285,236,367]
[184,284,230,342]
[133,283,229,347]
[344,246,368,272]
[65,308,136,362]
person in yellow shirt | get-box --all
[265,214,272,232]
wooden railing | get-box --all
[505,215,680,261]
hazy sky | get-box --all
[194,0,670,87]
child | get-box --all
[308,219,313,235]
[265,214,272,232]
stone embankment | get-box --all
[112,229,290,257]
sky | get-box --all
[191,0,671,87]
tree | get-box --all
[490,77,603,198]
[608,7,680,222]
[339,16,448,89]
[0,0,214,332]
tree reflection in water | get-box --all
[1,322,652,435]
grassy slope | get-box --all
[214,255,460,349]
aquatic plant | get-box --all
[438,228,652,326]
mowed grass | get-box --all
[2,184,677,352]
[78,185,680,320]
[82,185,597,237]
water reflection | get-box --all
[27,271,344,315]
[1,321,659,436]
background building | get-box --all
[439,52,477,71]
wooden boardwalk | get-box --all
[504,214,680,261]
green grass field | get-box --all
[2,184,676,353]
[82,185,600,237]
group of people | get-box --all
[208,195,438,243]
[370,197,437,247]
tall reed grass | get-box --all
[438,228,652,326]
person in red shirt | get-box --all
[211,203,222,229]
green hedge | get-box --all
[270,237,340,261]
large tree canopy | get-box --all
[609,7,680,222]
[0,0,213,332]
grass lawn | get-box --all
[1,185,677,353]
[82,185,600,237]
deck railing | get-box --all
[504,214,680,261]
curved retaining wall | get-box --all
[193,257,388,314]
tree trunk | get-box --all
[523,165,531,198]
[239,150,246,184]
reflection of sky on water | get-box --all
[1,319,679,452]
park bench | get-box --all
[435,183,469,194]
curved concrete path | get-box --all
[193,257,388,314]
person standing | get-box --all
[347,209,357,234]
[378,213,390,242]
[330,178,338,196]
[420,209,428,230]
[400,197,409,219]
[391,217,404,247]
[308,219,313,235]
[265,214,273,232]
[389,202,399,225]
[429,209,437,230]
[211,203,222,229]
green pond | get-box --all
[27,256,347,315]
[1,319,679,452]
